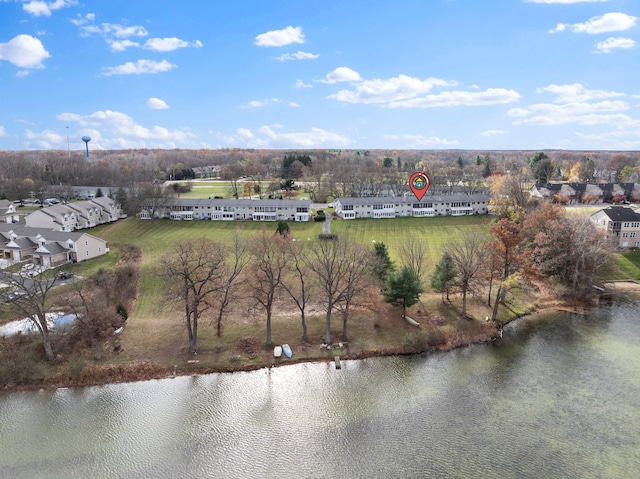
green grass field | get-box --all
[92,215,492,321]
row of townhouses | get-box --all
[530,183,640,204]
[0,224,109,267]
[334,194,490,219]
[140,195,490,222]
[141,198,313,222]
[22,197,125,232]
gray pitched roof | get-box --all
[597,206,640,222]
[336,194,489,206]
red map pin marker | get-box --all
[409,172,430,201]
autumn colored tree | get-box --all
[489,174,529,220]
[532,215,612,296]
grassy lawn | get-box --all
[611,252,640,281]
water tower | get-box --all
[82,136,91,158]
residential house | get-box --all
[0,224,109,266]
[567,183,605,204]
[141,198,312,222]
[529,183,578,203]
[0,200,20,224]
[334,194,489,219]
[598,183,628,202]
[590,206,640,249]
[23,197,123,232]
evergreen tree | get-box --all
[383,266,424,319]
[430,252,457,301]
[373,242,395,282]
[275,220,290,237]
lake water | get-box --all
[1,303,639,479]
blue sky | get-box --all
[0,0,638,151]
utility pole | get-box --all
[66,126,70,158]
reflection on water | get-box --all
[1,304,639,478]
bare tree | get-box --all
[61,274,122,359]
[334,243,376,340]
[8,270,60,361]
[281,239,313,341]
[160,238,228,354]
[397,236,429,286]
[446,235,487,315]
[248,227,289,346]
[306,236,375,344]
[212,229,249,350]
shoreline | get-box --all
[0,304,567,393]
[4,285,637,394]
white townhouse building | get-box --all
[334,194,489,219]
[24,197,124,232]
[0,224,109,266]
[141,198,312,222]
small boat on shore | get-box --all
[282,344,292,358]
[273,346,282,358]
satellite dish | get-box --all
[81,136,91,158]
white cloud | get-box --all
[107,39,139,52]
[383,134,459,147]
[329,74,456,104]
[23,0,76,17]
[295,79,312,88]
[275,51,319,61]
[0,126,7,137]
[537,83,625,102]
[595,37,635,53]
[320,67,362,84]
[0,34,50,69]
[508,100,634,126]
[240,98,282,109]
[56,110,194,149]
[70,12,95,26]
[254,26,304,47]
[325,71,516,108]
[143,37,203,52]
[480,130,509,137]
[551,12,637,34]
[24,129,64,149]
[147,98,169,109]
[391,88,520,108]
[101,59,176,76]
[289,102,300,107]
[222,125,350,148]
[81,23,148,38]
